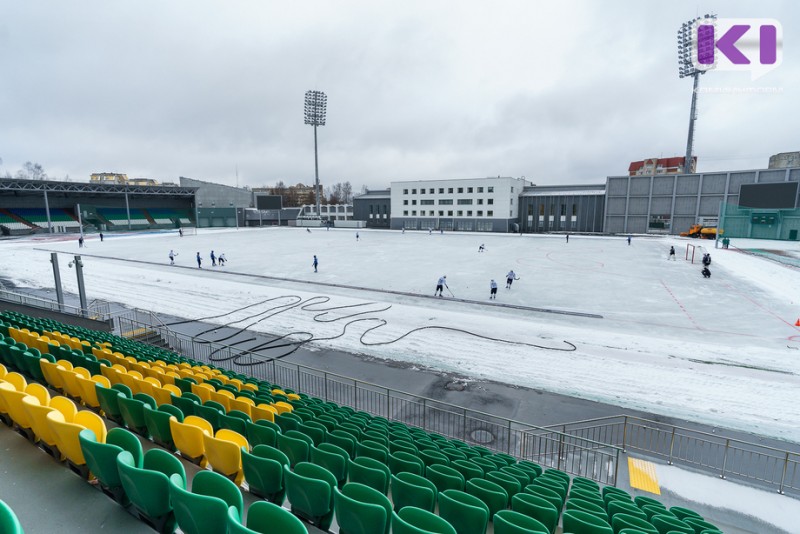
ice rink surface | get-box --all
[4,227,800,441]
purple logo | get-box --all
[691,18,782,80]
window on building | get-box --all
[561,204,566,216]
[550,204,555,215]
[403,189,408,194]
[403,210,408,216]
[412,200,417,205]
[412,210,417,216]
[457,199,473,205]
[448,210,453,216]
[412,189,417,194]
[477,187,484,193]
[477,211,483,216]
[457,187,464,193]
[438,188,444,194]
[403,200,408,205]
[510,210,513,217]
[429,188,434,194]
[438,210,444,216]
[466,210,472,216]
[382,205,387,214]
[510,198,513,205]
[438,199,453,205]
[487,210,493,217]
[457,210,463,216]
[572,204,577,216]
[430,210,435,216]
[477,199,483,205]
[420,199,434,205]
[539,205,544,215]
[487,199,493,205]
[370,205,374,214]
[527,204,533,215]
[488,187,494,193]
[467,187,473,193]
[511,187,514,193]
[448,188,453,193]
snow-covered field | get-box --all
[3,227,800,442]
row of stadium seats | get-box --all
[5,208,82,228]
[97,208,150,226]
[0,212,32,231]
[0,310,725,533]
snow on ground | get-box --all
[3,227,800,442]
[658,463,800,533]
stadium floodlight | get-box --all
[304,90,327,222]
[678,14,717,174]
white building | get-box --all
[390,177,530,232]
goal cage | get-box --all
[685,243,701,263]
[178,226,197,236]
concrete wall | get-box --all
[180,177,254,210]
[603,168,800,235]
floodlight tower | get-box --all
[677,15,716,174]
[304,90,327,222]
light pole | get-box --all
[68,255,88,317]
[677,14,716,174]
[304,90,327,224]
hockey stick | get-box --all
[446,286,455,297]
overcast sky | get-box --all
[1,1,797,191]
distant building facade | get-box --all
[389,177,529,232]
[353,189,391,228]
[628,157,696,176]
[768,152,800,169]
[90,173,128,184]
[518,185,605,233]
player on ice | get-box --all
[490,279,498,299]
[196,252,202,268]
[478,244,485,253]
[356,232,360,241]
[669,246,676,260]
[218,253,226,266]
[702,266,711,278]
[506,270,517,289]
[169,250,177,265]
[312,255,318,272]
[210,250,217,266]
[434,275,447,297]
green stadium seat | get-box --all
[117,448,186,533]
[390,472,438,513]
[241,444,289,504]
[465,477,508,519]
[79,427,143,504]
[562,509,613,534]
[348,455,391,495]
[438,489,490,534]
[170,470,244,534]
[494,509,550,534]
[391,506,457,534]
[226,501,306,534]
[512,492,559,534]
[311,442,349,488]
[283,462,337,531]
[334,482,392,534]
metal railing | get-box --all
[543,415,800,497]
[0,287,115,322]
[116,316,623,485]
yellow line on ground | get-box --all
[628,457,661,495]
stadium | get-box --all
[3,3,800,534]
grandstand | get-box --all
[97,208,151,227]
[0,211,34,233]
[10,208,82,231]
[0,309,774,533]
[0,177,197,235]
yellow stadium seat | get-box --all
[76,375,102,409]
[191,383,215,404]
[21,395,59,455]
[3,372,27,392]
[46,409,108,476]
[229,397,254,417]
[252,404,277,423]
[203,429,249,485]
[170,415,212,467]
[273,401,293,414]
[57,367,84,400]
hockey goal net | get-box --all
[685,243,703,263]
[178,226,197,236]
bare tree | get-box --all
[342,181,353,204]
[15,161,48,180]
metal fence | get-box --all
[543,415,800,497]
[0,287,114,322]
[115,316,623,485]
